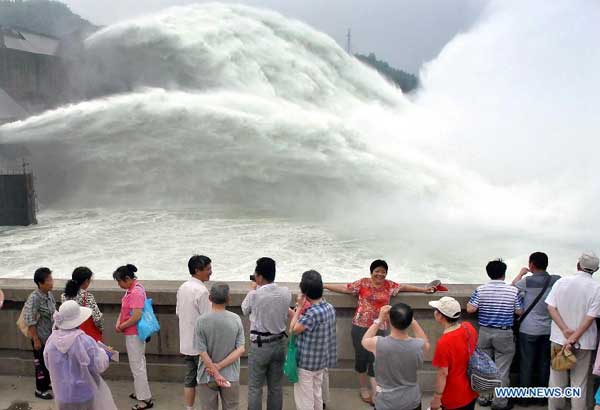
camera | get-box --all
[250,274,256,281]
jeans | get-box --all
[518,332,550,388]
[478,327,515,408]
[247,339,286,410]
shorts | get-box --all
[351,324,384,377]
[184,355,200,388]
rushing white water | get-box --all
[1,1,599,281]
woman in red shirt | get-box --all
[324,259,435,404]
[114,264,154,410]
[429,296,478,410]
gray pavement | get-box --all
[0,375,550,410]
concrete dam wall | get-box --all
[0,279,482,391]
[0,173,37,225]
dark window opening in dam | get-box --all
[0,163,37,226]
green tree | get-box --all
[355,52,419,93]
[0,0,96,37]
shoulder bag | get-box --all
[464,323,502,392]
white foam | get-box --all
[1,1,598,280]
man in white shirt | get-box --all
[177,255,213,410]
[545,252,600,410]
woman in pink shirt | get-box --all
[113,264,154,410]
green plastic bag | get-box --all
[284,334,299,383]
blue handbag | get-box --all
[137,298,160,342]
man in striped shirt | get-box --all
[467,259,523,410]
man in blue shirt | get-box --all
[467,259,523,410]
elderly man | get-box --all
[545,252,600,410]
[194,283,245,410]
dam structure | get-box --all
[0,161,37,226]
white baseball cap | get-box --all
[429,296,461,319]
[579,252,600,273]
[54,300,92,330]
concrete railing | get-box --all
[0,279,480,391]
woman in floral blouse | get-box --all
[324,259,435,405]
[61,266,104,340]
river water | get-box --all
[1,2,599,282]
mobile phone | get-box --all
[250,274,256,281]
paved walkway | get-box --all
[0,375,549,410]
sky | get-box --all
[61,0,488,74]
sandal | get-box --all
[359,392,374,406]
[132,399,154,410]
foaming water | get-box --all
[0,208,584,282]
[1,1,599,281]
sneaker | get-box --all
[35,390,53,400]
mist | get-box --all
[1,0,598,280]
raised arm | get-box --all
[362,305,390,354]
[396,284,435,294]
[511,267,530,286]
[241,288,256,316]
[323,284,353,294]
[290,294,307,335]
[411,318,431,354]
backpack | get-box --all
[463,323,502,392]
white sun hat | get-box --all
[55,300,92,330]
